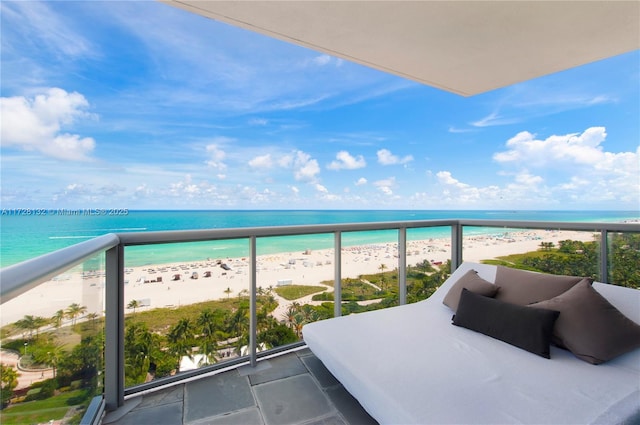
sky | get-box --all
[1,1,639,211]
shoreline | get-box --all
[0,229,596,327]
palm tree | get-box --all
[66,303,87,326]
[124,322,155,385]
[127,299,140,314]
[167,318,195,361]
[282,306,297,329]
[44,343,66,378]
[15,315,46,340]
[32,316,48,340]
[51,310,65,329]
[15,315,35,339]
[292,314,305,338]
[86,312,99,329]
[197,309,218,365]
[378,263,388,290]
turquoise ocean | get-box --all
[1,210,637,268]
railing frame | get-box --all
[1,219,638,418]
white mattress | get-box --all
[303,262,640,425]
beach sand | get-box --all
[1,229,595,327]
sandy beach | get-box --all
[0,229,597,327]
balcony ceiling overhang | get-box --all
[161,1,639,96]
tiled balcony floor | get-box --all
[103,348,378,425]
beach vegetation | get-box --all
[127,299,140,314]
[258,324,298,348]
[14,315,49,341]
[51,310,65,330]
[0,389,86,424]
[489,234,639,288]
[1,364,19,408]
[167,318,197,361]
[65,304,87,326]
[274,285,326,300]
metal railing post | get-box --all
[334,231,342,318]
[249,236,257,367]
[451,223,463,271]
[398,228,407,305]
[600,230,609,284]
[105,244,124,410]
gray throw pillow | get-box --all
[453,289,560,358]
[443,269,499,312]
[530,279,640,364]
[494,265,587,306]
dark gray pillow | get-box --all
[453,289,560,358]
[530,279,640,364]
[494,265,588,306]
[443,269,499,312]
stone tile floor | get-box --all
[103,348,378,425]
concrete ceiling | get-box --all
[162,1,639,97]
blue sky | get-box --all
[1,1,639,211]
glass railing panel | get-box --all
[335,229,400,313]
[607,231,640,288]
[0,255,105,425]
[461,226,602,278]
[405,226,452,304]
[123,240,250,387]
[256,234,334,349]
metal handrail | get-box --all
[0,233,120,304]
[2,219,638,305]
[115,219,457,245]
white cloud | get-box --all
[355,177,367,186]
[0,88,96,161]
[492,127,639,205]
[514,170,543,186]
[471,111,520,128]
[2,1,97,60]
[377,149,413,165]
[134,184,152,199]
[494,127,609,166]
[315,184,328,193]
[436,171,469,188]
[205,143,227,170]
[327,150,366,170]
[424,127,639,208]
[374,177,396,195]
[293,151,320,182]
[248,153,273,169]
[312,55,332,66]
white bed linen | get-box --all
[303,263,640,425]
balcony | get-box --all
[1,219,638,424]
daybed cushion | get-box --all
[531,279,640,364]
[442,269,498,311]
[453,288,560,358]
[303,262,640,424]
[494,265,588,305]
